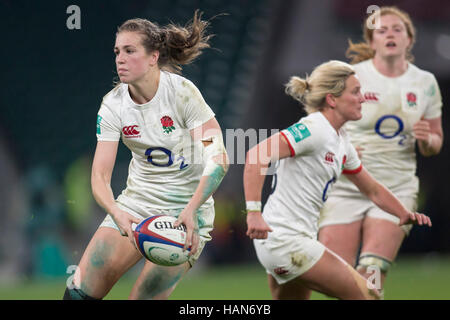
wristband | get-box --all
[246,201,262,212]
[428,134,433,147]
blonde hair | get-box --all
[285,60,355,114]
[117,10,212,74]
[346,6,416,64]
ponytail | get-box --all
[117,10,212,74]
[159,10,212,73]
[285,60,355,114]
[346,39,375,65]
[285,76,309,105]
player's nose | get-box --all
[116,52,126,64]
[358,92,365,103]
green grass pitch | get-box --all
[0,255,448,300]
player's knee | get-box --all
[342,263,381,300]
[134,268,185,300]
[356,252,392,274]
[366,287,381,300]
[63,286,99,300]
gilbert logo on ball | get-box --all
[133,215,190,266]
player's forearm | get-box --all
[348,168,409,221]
[368,183,409,220]
[243,149,270,202]
[185,153,229,213]
[91,172,121,217]
[417,133,443,157]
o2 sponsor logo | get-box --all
[268,161,280,195]
[374,115,407,145]
[145,147,188,170]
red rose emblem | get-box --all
[160,116,174,127]
[160,116,176,134]
[406,92,417,107]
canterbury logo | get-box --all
[325,152,334,164]
[364,92,379,102]
[274,267,289,275]
[122,125,140,137]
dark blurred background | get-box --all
[0,0,449,282]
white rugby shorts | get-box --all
[318,194,417,235]
[254,231,326,285]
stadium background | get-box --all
[0,0,449,299]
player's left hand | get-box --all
[174,209,199,256]
[413,119,432,145]
[399,211,432,227]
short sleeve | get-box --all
[181,79,215,130]
[280,122,316,157]
[96,103,121,141]
[342,140,362,174]
[423,75,443,120]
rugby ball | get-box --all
[133,215,190,266]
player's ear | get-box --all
[149,50,160,66]
[406,36,413,52]
[325,93,337,109]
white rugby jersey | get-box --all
[96,71,215,212]
[331,59,443,197]
[263,112,362,238]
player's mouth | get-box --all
[118,68,128,74]
[386,41,397,48]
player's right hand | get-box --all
[174,209,200,257]
[111,209,142,247]
[246,212,273,239]
[399,211,432,227]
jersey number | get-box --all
[322,176,337,202]
[270,173,277,195]
[145,147,188,170]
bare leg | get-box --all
[72,227,142,299]
[302,249,379,299]
[129,261,190,300]
[269,248,380,300]
[359,217,405,287]
[318,220,363,266]
[268,273,311,300]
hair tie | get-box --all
[305,81,310,92]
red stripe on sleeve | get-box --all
[280,131,295,157]
[343,164,363,175]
